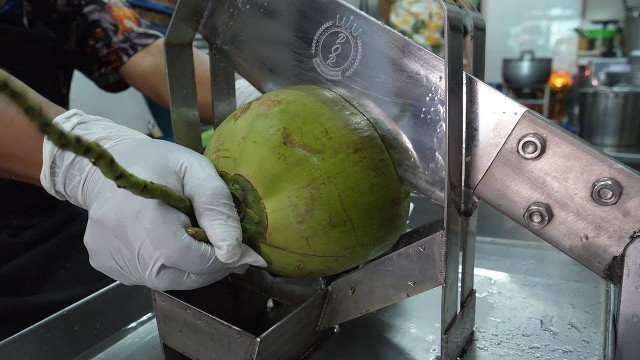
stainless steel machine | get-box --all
[152,1,640,359]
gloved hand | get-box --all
[40,110,266,291]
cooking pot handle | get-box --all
[520,49,535,59]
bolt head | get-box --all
[523,202,553,229]
[591,178,622,206]
[518,133,546,160]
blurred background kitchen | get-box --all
[80,0,640,170]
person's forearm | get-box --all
[118,38,214,123]
[0,70,65,185]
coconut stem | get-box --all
[0,73,207,240]
[219,171,267,250]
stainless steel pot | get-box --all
[624,7,640,54]
[502,50,552,89]
[606,71,640,86]
[577,85,640,149]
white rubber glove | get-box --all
[235,78,262,107]
[40,110,266,291]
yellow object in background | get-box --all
[389,0,445,54]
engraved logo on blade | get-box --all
[312,15,363,80]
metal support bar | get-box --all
[474,110,640,282]
[437,2,486,358]
[614,236,640,360]
[209,46,237,128]
[454,0,484,316]
[436,2,468,359]
[457,0,485,80]
[164,0,209,151]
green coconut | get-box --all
[204,85,410,278]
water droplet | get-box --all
[405,292,410,298]
[633,315,638,322]
[408,281,416,287]
[426,335,435,342]
[489,278,496,285]
[529,344,542,349]
[580,234,589,242]
[430,346,438,353]
[561,346,574,353]
[349,287,356,295]
[419,245,426,252]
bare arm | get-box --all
[118,38,214,123]
[0,69,65,185]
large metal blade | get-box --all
[199,0,525,206]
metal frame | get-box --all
[613,236,640,359]
[436,1,480,358]
[160,0,640,359]
[164,0,207,152]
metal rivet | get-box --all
[517,133,546,160]
[523,202,553,229]
[591,178,622,206]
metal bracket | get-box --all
[165,0,238,148]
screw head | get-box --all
[591,178,622,206]
[523,202,553,229]
[517,133,546,160]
